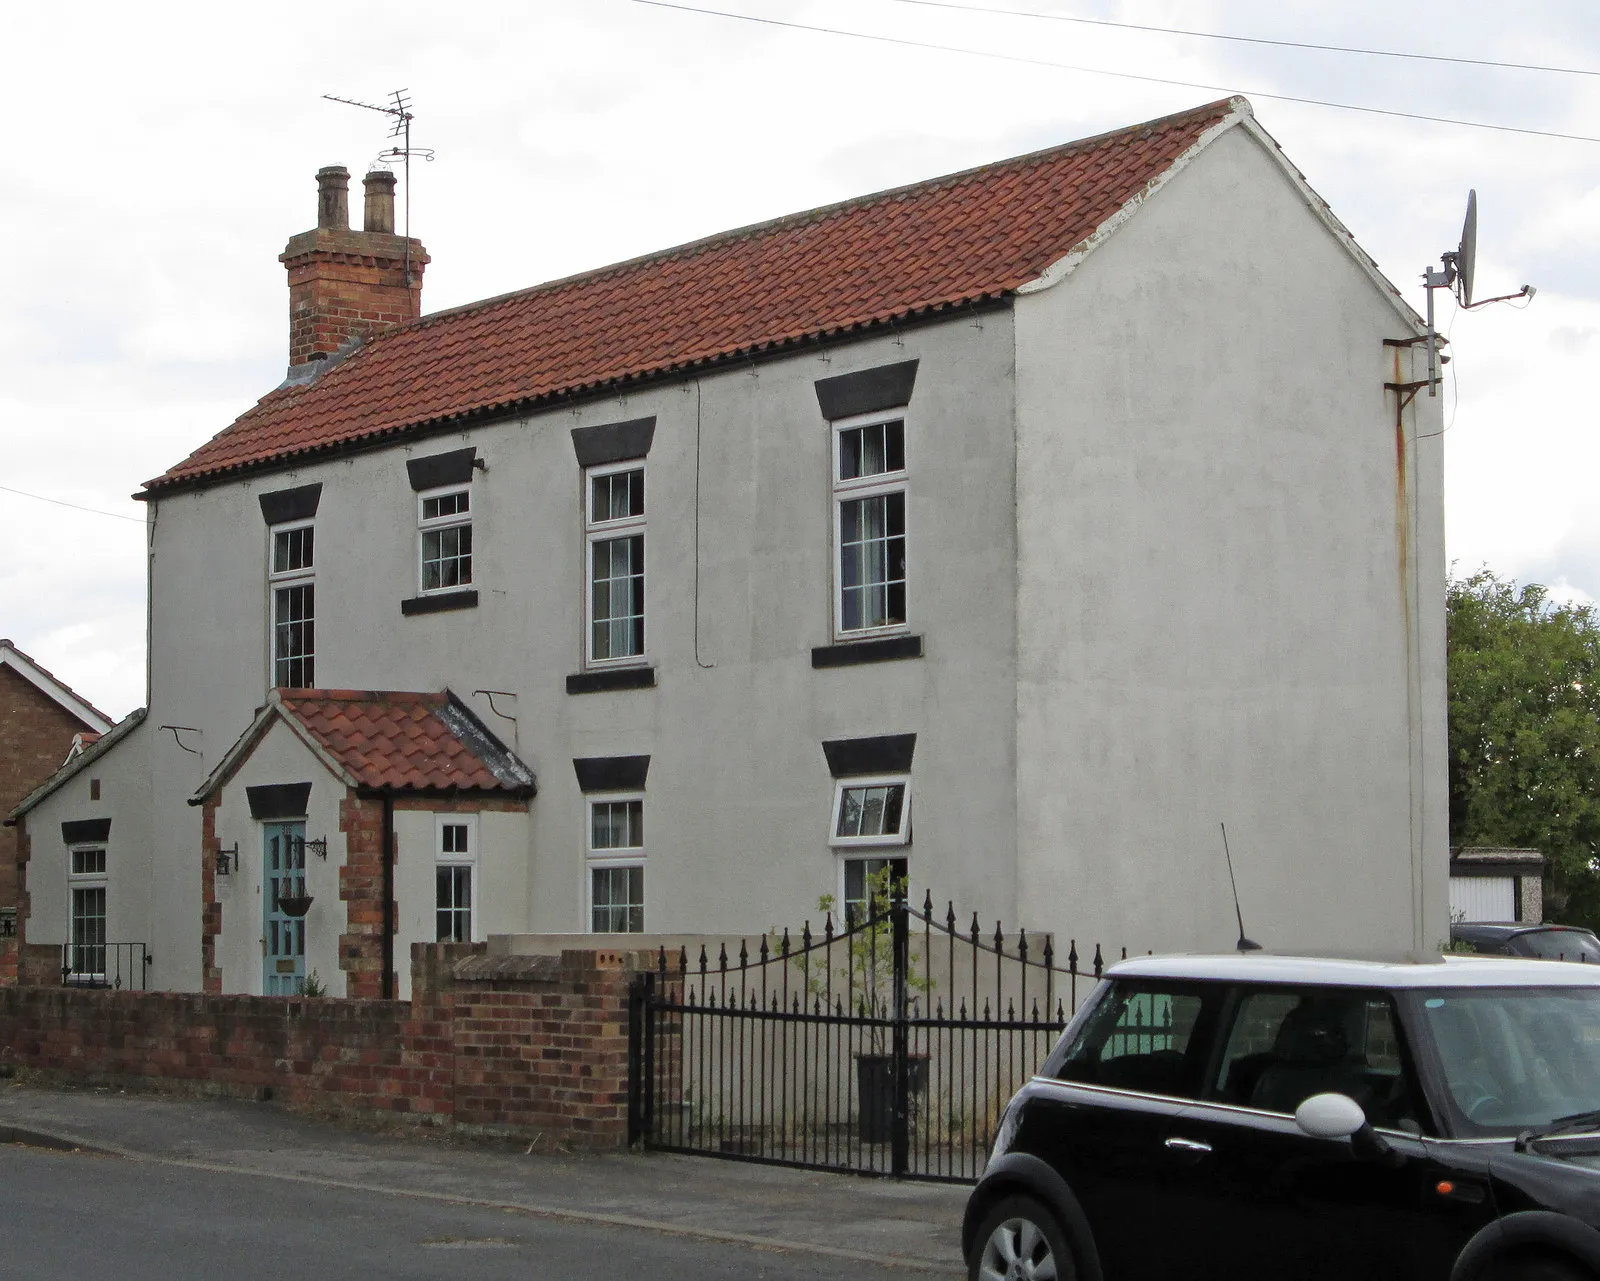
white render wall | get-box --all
[393,807,528,1001]
[210,721,348,996]
[137,315,1021,989]
[21,719,155,984]
[1012,125,1448,957]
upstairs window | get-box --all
[269,520,315,688]
[833,414,906,636]
[586,463,646,663]
[419,485,473,593]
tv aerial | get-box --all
[322,89,435,289]
[1422,190,1536,397]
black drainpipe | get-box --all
[381,794,396,1000]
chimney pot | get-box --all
[316,165,351,230]
[363,170,397,234]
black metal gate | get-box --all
[629,890,1111,1182]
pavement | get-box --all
[0,1081,969,1275]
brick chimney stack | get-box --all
[280,165,429,370]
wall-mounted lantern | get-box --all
[216,843,239,877]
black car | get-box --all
[964,954,1600,1281]
[1452,922,1600,963]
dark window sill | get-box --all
[567,666,657,695]
[401,589,479,616]
[812,634,923,668]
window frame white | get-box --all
[434,814,478,944]
[68,843,108,979]
[840,854,909,925]
[828,774,911,849]
[586,791,645,933]
[417,483,474,596]
[831,409,908,641]
[268,517,316,689]
[583,460,647,667]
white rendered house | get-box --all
[7,98,1448,996]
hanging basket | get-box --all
[276,894,314,918]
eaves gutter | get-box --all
[136,294,1015,502]
[352,784,538,802]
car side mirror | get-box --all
[1295,1092,1404,1167]
[1295,1092,1365,1139]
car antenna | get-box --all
[1221,822,1262,952]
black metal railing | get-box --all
[61,942,151,990]
[631,890,1122,1183]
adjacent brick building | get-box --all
[0,641,113,931]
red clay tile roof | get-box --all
[275,689,536,795]
[143,99,1243,496]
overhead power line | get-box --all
[0,484,145,524]
[629,1,1600,145]
[882,0,1600,79]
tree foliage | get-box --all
[1448,569,1600,927]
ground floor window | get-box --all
[436,866,472,942]
[591,864,644,933]
[842,856,908,924]
[435,817,476,943]
[588,795,644,932]
[70,885,107,978]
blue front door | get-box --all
[263,821,307,995]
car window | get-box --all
[1412,986,1600,1135]
[1211,987,1423,1131]
[1511,930,1600,963]
[1053,980,1222,1101]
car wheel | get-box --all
[1491,1255,1593,1281]
[969,1195,1076,1281]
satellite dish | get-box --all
[1457,189,1478,307]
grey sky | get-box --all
[4,0,1597,717]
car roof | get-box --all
[1452,922,1595,938]
[1106,952,1600,988]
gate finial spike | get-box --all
[1042,935,1054,968]
[739,939,749,969]
[994,921,1005,954]
[1018,928,1029,964]
[922,887,933,914]
[698,943,709,976]
[823,913,834,943]
[780,927,790,958]
[1067,939,1078,972]
[678,945,688,977]
[802,920,812,950]
[1092,943,1104,978]
[946,901,957,932]
[1007,998,1015,1020]
[718,942,729,972]
[1121,946,1128,960]
[1031,997,1040,1022]
[657,944,667,976]
[969,913,981,945]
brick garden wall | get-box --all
[0,942,641,1150]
